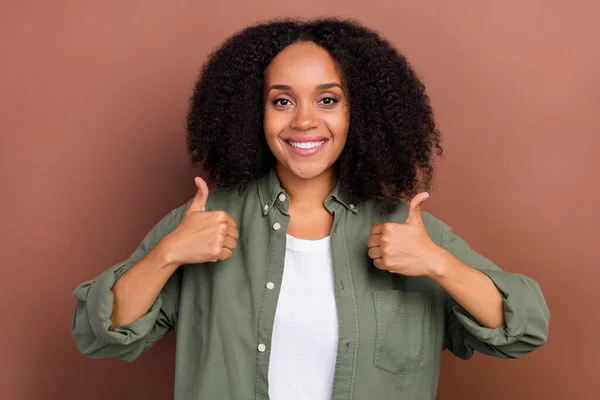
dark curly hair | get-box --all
[186,16,443,215]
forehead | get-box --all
[264,41,342,84]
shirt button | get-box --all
[273,222,281,231]
[349,203,355,209]
[258,343,267,352]
[266,282,275,290]
[263,205,269,211]
[278,193,286,202]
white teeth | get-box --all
[288,140,325,149]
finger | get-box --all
[366,235,381,248]
[226,225,239,240]
[214,211,237,228]
[370,223,384,235]
[373,258,384,270]
[368,247,383,259]
[406,192,429,226]
[188,177,210,212]
[219,247,233,260]
[222,235,237,251]
[226,214,237,228]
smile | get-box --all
[288,140,325,149]
[282,138,328,157]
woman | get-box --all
[71,17,550,400]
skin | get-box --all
[263,41,349,183]
[109,40,505,331]
[262,41,350,239]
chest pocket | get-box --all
[373,290,431,374]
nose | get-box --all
[289,103,320,131]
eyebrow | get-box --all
[267,82,343,92]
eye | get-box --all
[319,97,339,106]
[272,98,292,107]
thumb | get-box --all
[405,192,429,226]
[189,177,210,212]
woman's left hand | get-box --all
[367,192,447,277]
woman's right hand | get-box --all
[162,177,239,266]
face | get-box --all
[263,41,350,180]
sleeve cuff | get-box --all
[451,269,528,346]
[84,262,163,345]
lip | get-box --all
[280,136,329,157]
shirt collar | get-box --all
[257,167,358,215]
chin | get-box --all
[286,162,330,180]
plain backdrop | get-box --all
[1,1,599,399]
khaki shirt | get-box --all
[72,168,550,400]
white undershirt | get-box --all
[268,234,339,400]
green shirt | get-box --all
[71,169,550,400]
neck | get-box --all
[275,164,337,210]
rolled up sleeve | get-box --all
[441,222,550,360]
[71,207,184,362]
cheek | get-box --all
[263,109,286,139]
[326,111,350,142]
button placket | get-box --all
[255,199,288,399]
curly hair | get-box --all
[186,17,443,215]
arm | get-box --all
[368,194,550,360]
[110,242,179,329]
[438,222,550,360]
[428,248,505,329]
[71,208,183,362]
[71,178,238,362]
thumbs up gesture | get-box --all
[163,177,239,265]
[367,192,444,277]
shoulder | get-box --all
[170,181,258,219]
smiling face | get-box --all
[263,41,350,180]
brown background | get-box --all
[1,0,598,399]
